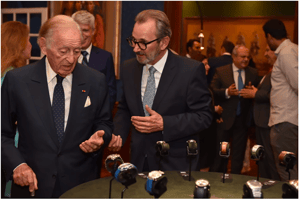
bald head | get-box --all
[38,15,82,49]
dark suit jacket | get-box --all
[89,46,116,110]
[253,73,271,128]
[1,57,113,197]
[113,50,213,172]
[207,54,232,85]
[210,64,259,130]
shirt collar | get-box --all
[274,39,289,56]
[232,63,243,72]
[46,57,73,84]
[146,50,168,74]
[82,43,93,55]
[186,53,191,58]
[222,52,231,56]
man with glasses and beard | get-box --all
[108,9,213,172]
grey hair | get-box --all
[72,10,95,30]
[232,45,247,56]
[135,9,172,39]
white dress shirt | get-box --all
[225,63,245,98]
[46,58,73,131]
[78,43,92,64]
[141,50,168,100]
[268,39,298,127]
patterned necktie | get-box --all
[143,66,157,116]
[236,69,244,116]
[81,51,89,66]
[52,75,65,144]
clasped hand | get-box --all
[131,105,164,133]
[239,85,257,98]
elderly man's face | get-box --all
[132,19,164,65]
[232,46,250,69]
[79,23,95,49]
[45,27,82,77]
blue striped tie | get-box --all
[52,75,65,144]
[143,66,156,116]
[236,69,244,116]
[81,51,89,66]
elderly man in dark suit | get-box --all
[72,10,116,111]
[1,15,113,198]
[207,40,235,85]
[239,45,280,180]
[210,45,259,174]
[108,9,213,172]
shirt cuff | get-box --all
[13,163,26,172]
[225,88,230,99]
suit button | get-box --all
[58,153,62,157]
[52,175,56,179]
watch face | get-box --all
[247,179,263,187]
[251,145,264,160]
[119,163,136,171]
[220,142,229,155]
[148,170,164,180]
[195,179,209,188]
[289,180,298,190]
[246,180,262,198]
[105,154,124,173]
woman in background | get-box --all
[1,20,32,198]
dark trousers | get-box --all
[270,122,298,181]
[255,126,280,180]
[210,116,248,174]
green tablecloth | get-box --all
[60,171,283,198]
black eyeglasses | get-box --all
[126,36,161,50]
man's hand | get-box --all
[131,105,163,133]
[79,130,105,153]
[228,83,239,96]
[239,85,258,98]
[216,118,223,124]
[108,134,122,152]
[214,105,223,115]
[13,164,38,193]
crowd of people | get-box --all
[1,8,298,198]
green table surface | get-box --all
[60,171,283,198]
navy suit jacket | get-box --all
[207,54,232,85]
[1,57,113,197]
[210,64,259,130]
[114,50,213,172]
[89,46,116,110]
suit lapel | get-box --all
[28,57,59,148]
[62,64,89,146]
[226,64,235,85]
[133,61,144,115]
[152,50,177,111]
